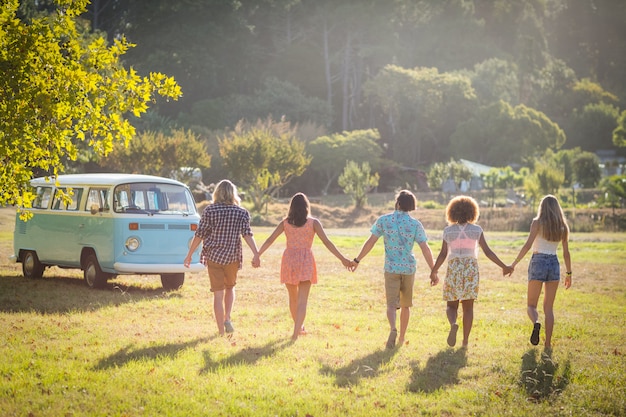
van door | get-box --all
[78,187,114,271]
[46,188,84,266]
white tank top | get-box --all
[532,235,559,255]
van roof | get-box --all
[30,173,187,187]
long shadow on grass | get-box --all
[93,337,212,370]
[319,348,397,387]
[0,275,174,314]
[199,338,291,374]
[406,348,467,393]
[520,348,571,401]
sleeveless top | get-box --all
[443,223,483,259]
[280,218,318,284]
[532,235,559,255]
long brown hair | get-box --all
[535,195,569,242]
[286,193,310,227]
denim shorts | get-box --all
[528,253,560,282]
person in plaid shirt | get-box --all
[185,179,259,336]
[350,190,438,349]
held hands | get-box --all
[251,254,261,268]
[429,270,439,286]
[503,264,514,276]
[340,256,354,271]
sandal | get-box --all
[530,322,540,345]
[386,329,397,349]
[224,320,234,334]
[447,323,459,347]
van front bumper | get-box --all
[113,262,205,274]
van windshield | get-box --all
[113,182,197,215]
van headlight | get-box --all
[125,237,141,252]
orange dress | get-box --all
[280,218,318,285]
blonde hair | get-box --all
[535,195,569,242]
[212,179,241,205]
[446,195,479,225]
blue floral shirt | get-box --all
[371,211,428,274]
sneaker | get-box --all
[447,323,459,347]
[530,322,540,345]
[386,329,397,349]
[224,320,234,333]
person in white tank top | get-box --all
[512,195,572,350]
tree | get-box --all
[365,65,477,165]
[97,129,211,179]
[0,0,181,216]
[426,159,472,192]
[450,101,566,165]
[523,160,564,203]
[219,118,311,211]
[307,129,383,195]
[566,102,620,152]
[338,161,379,209]
[572,152,602,188]
[613,110,626,148]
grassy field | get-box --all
[0,207,624,416]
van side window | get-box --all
[33,186,53,209]
[52,188,83,211]
[87,188,110,212]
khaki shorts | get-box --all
[384,272,415,308]
[206,260,239,292]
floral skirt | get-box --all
[443,257,479,301]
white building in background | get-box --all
[459,159,493,191]
[596,150,625,176]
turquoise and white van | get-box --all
[12,173,204,289]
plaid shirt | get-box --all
[195,203,253,268]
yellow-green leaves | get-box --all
[0,0,181,210]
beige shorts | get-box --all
[384,272,415,308]
[206,260,239,292]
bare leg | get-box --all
[461,299,474,347]
[224,287,235,323]
[385,304,398,348]
[213,289,225,335]
[285,283,298,323]
[398,307,410,346]
[527,280,543,345]
[527,280,542,324]
[446,301,459,347]
[542,281,559,348]
[292,281,311,341]
[386,304,397,331]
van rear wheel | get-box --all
[161,273,184,290]
[84,254,108,289]
[22,251,44,279]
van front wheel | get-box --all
[161,273,184,290]
[84,254,108,289]
[22,251,44,279]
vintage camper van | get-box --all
[12,174,204,289]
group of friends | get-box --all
[184,179,572,351]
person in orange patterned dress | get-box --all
[430,196,512,348]
[254,193,352,341]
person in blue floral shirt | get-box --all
[351,190,438,349]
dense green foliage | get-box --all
[218,118,311,211]
[1,0,181,211]
[6,0,626,200]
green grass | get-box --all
[0,221,625,416]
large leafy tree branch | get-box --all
[0,0,181,212]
